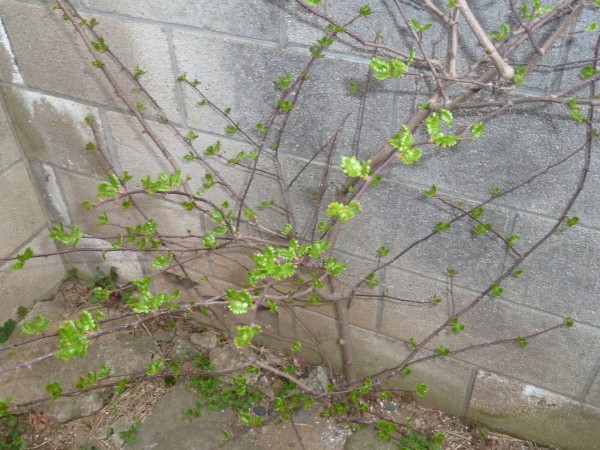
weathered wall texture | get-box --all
[0,11,65,318]
[0,0,599,448]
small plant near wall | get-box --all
[1,0,599,447]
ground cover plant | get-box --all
[1,0,599,448]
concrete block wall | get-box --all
[1,1,599,448]
[0,52,65,320]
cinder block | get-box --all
[386,111,587,219]
[52,166,144,238]
[380,266,474,342]
[280,155,343,239]
[503,213,600,327]
[448,297,600,397]
[80,0,281,42]
[106,110,255,215]
[335,181,509,290]
[0,100,20,171]
[173,31,397,160]
[210,247,255,287]
[284,307,343,367]
[350,326,474,416]
[0,231,65,320]
[64,237,145,282]
[557,7,599,91]
[28,160,72,225]
[2,87,107,177]
[0,0,178,118]
[467,371,600,450]
[283,0,431,59]
[0,162,46,256]
[586,367,600,408]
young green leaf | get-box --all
[490,283,503,297]
[408,337,417,350]
[277,100,295,111]
[507,234,520,247]
[410,19,432,32]
[324,257,347,276]
[567,98,588,123]
[516,337,529,347]
[488,23,510,41]
[145,358,164,376]
[234,325,262,348]
[327,201,361,222]
[436,345,451,356]
[566,216,579,227]
[389,59,408,78]
[277,72,293,88]
[513,66,528,84]
[11,247,34,270]
[389,125,414,151]
[359,4,372,16]
[471,122,484,140]
[20,314,50,335]
[377,245,390,257]
[401,147,423,165]
[370,57,391,80]
[340,156,372,179]
[580,64,598,80]
[415,383,429,397]
[348,80,358,94]
[432,134,461,148]
[424,185,437,198]
[474,223,492,235]
[46,382,63,400]
[436,222,451,232]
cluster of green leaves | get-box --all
[247,244,297,286]
[450,317,465,333]
[142,170,182,194]
[369,48,415,80]
[226,289,254,315]
[75,364,112,390]
[513,66,528,84]
[20,314,50,336]
[188,356,264,415]
[10,247,34,271]
[327,201,361,222]
[521,0,553,20]
[119,420,142,445]
[410,19,432,32]
[340,156,372,179]
[0,397,26,450]
[580,65,599,80]
[272,380,314,420]
[376,418,444,448]
[124,219,162,250]
[0,320,16,344]
[389,125,423,165]
[56,310,104,360]
[50,223,83,248]
[567,98,588,123]
[128,276,180,313]
[488,23,510,41]
[234,325,262,348]
[425,109,461,148]
[399,431,445,450]
[93,173,126,200]
[91,36,109,52]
